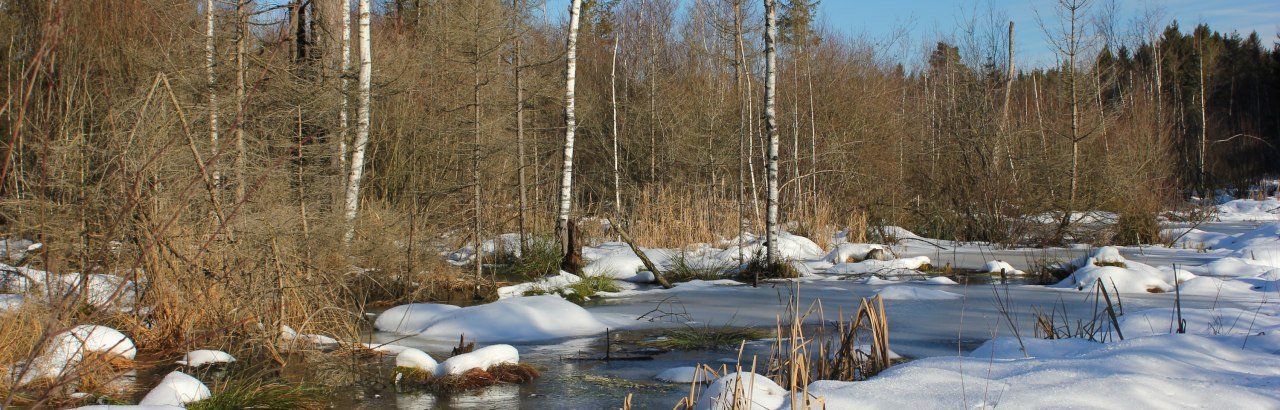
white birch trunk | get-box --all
[610,33,621,216]
[206,0,219,188]
[556,0,584,253]
[343,0,372,244]
[763,0,780,265]
[339,0,351,173]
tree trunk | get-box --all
[763,0,780,267]
[339,0,351,173]
[472,1,484,281]
[206,0,220,190]
[733,0,748,261]
[1197,39,1208,197]
[343,0,372,244]
[513,0,528,254]
[235,0,249,205]
[556,0,584,255]
[610,33,622,217]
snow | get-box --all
[1188,257,1273,278]
[1217,223,1280,268]
[497,271,582,299]
[1176,276,1257,296]
[0,293,23,311]
[438,344,520,376]
[138,371,211,407]
[1162,227,1230,248]
[1053,248,1177,294]
[696,372,787,410]
[920,276,957,285]
[363,342,414,355]
[580,242,668,281]
[0,264,135,309]
[968,336,1100,360]
[395,348,439,374]
[176,350,235,367]
[822,243,887,263]
[718,233,824,262]
[655,366,712,383]
[279,325,339,350]
[980,260,1023,275]
[828,256,931,276]
[1116,307,1280,337]
[396,295,606,343]
[794,333,1280,409]
[874,286,962,301]
[374,303,462,333]
[23,325,136,383]
[1215,197,1280,221]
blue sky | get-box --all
[819,0,1280,67]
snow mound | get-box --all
[1117,308,1280,337]
[1176,276,1256,296]
[795,333,1280,408]
[1216,197,1280,221]
[980,260,1023,275]
[280,325,339,350]
[176,350,235,367]
[1187,257,1272,278]
[395,348,439,374]
[1054,248,1175,294]
[828,256,931,276]
[822,243,887,263]
[1162,227,1230,248]
[411,295,606,342]
[697,372,787,410]
[718,233,823,262]
[139,371,211,407]
[1217,223,1280,267]
[580,242,668,281]
[968,336,1100,360]
[24,325,136,382]
[363,342,413,355]
[438,344,519,376]
[655,366,713,383]
[496,271,584,299]
[374,303,462,333]
[0,293,23,311]
[920,276,958,285]
[875,286,961,300]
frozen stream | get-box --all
[353,222,1277,409]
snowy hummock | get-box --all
[138,371,211,407]
[395,348,440,374]
[1116,307,1280,337]
[920,276,958,285]
[655,366,713,383]
[1052,247,1175,294]
[827,256,931,276]
[497,271,582,299]
[696,372,787,410]
[23,325,136,383]
[374,303,462,333]
[980,260,1024,275]
[438,344,520,376]
[279,325,339,350]
[176,350,235,367]
[718,233,823,262]
[793,333,1280,409]
[822,243,887,263]
[1215,197,1280,221]
[0,293,23,311]
[874,286,962,301]
[0,264,135,308]
[381,295,607,343]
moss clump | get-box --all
[187,376,326,410]
[522,275,621,305]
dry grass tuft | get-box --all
[397,363,539,395]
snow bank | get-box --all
[407,295,606,342]
[1217,223,1280,268]
[0,293,23,311]
[655,366,712,383]
[822,243,887,263]
[279,325,339,350]
[1117,307,1280,337]
[696,372,787,410]
[496,271,582,299]
[794,333,1280,408]
[1216,197,1280,221]
[875,286,961,301]
[1052,247,1174,294]
[718,233,823,262]
[438,344,519,376]
[920,276,958,285]
[980,260,1024,275]
[0,265,135,308]
[827,256,931,276]
[23,325,136,382]
[968,336,1100,360]
[374,303,462,333]
[176,350,235,367]
[1188,257,1273,278]
[580,242,669,281]
[138,371,211,407]
[1162,227,1230,248]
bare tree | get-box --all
[513,0,528,253]
[343,0,372,244]
[339,0,352,172]
[610,32,622,217]
[556,0,584,254]
[206,0,220,189]
[234,0,250,204]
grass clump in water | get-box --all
[664,252,732,283]
[187,374,326,410]
[396,363,539,395]
[523,275,621,305]
[641,326,769,351]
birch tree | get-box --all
[206,0,219,189]
[513,0,528,253]
[609,32,622,217]
[763,0,780,267]
[343,0,372,244]
[234,0,249,204]
[556,0,584,254]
